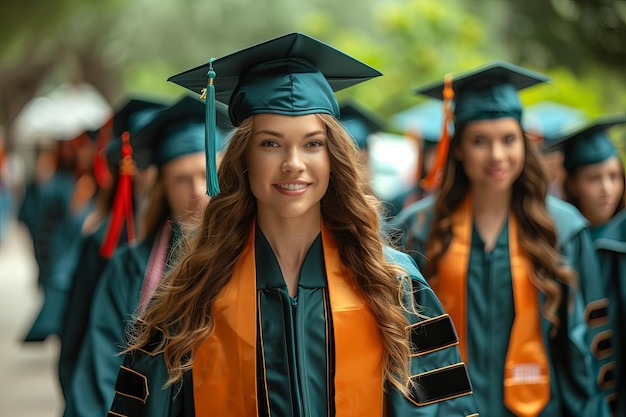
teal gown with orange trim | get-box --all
[390,195,613,417]
[107,226,479,416]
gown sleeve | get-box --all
[107,331,193,417]
[384,248,479,417]
[64,245,145,417]
[554,226,614,416]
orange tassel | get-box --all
[420,74,454,191]
[99,131,136,258]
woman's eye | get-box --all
[261,140,279,147]
[307,140,324,148]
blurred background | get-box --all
[0,0,624,415]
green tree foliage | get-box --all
[1,0,624,150]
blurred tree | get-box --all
[1,0,623,152]
[0,0,126,149]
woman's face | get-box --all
[161,152,208,222]
[246,113,331,222]
[568,156,624,226]
[455,117,525,193]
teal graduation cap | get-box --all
[390,99,449,146]
[105,98,168,166]
[523,101,586,151]
[130,95,229,170]
[545,114,626,173]
[417,60,550,127]
[339,100,385,150]
[167,32,382,195]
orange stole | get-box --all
[429,195,550,417]
[193,223,385,416]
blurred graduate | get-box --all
[63,95,228,417]
[58,97,168,398]
[22,130,98,342]
[391,61,613,416]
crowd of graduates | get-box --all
[1,31,625,417]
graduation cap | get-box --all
[523,101,586,150]
[167,32,382,196]
[339,100,385,150]
[389,99,451,146]
[105,98,168,166]
[545,114,626,173]
[415,61,550,189]
[131,95,231,171]
[99,97,168,259]
[417,61,550,127]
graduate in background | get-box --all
[339,99,384,180]
[555,115,626,240]
[63,95,225,417]
[391,61,612,416]
[108,32,478,416]
[523,101,586,198]
[57,97,168,399]
[387,99,446,215]
[22,131,96,342]
[556,116,626,416]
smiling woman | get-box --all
[106,32,478,417]
[392,61,615,416]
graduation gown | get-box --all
[594,208,626,417]
[390,195,613,417]
[58,221,111,397]
[18,171,75,287]
[63,224,165,417]
[23,198,92,342]
[108,226,479,416]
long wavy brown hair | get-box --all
[126,113,413,394]
[425,123,577,336]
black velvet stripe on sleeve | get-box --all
[108,366,149,416]
[408,363,473,406]
[408,315,459,356]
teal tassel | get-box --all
[205,58,220,196]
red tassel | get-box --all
[93,118,114,189]
[99,131,136,258]
[421,74,454,191]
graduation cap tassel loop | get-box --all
[421,74,454,191]
[205,59,220,196]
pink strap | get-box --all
[137,222,172,312]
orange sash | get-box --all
[429,194,550,417]
[193,222,385,416]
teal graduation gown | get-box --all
[107,227,479,416]
[595,208,626,417]
[390,195,613,417]
[58,220,117,398]
[63,222,178,417]
[23,198,93,342]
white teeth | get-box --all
[277,183,307,190]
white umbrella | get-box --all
[11,83,112,147]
